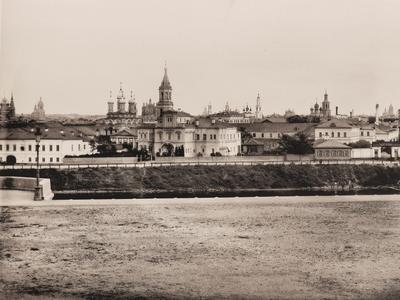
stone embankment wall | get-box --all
[0,176,53,200]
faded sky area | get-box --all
[0,0,400,116]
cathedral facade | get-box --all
[31,97,46,121]
[105,85,140,126]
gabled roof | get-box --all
[313,140,351,149]
[262,116,287,123]
[112,128,136,137]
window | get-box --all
[203,134,207,140]
[28,157,32,162]
[177,132,181,140]
[261,133,264,138]
[210,134,213,140]
[28,145,32,151]
[196,134,200,140]
[270,133,273,138]
[168,133,171,140]
[331,132,334,138]
[319,132,322,138]
[56,157,60,162]
[56,145,60,151]
[252,133,256,137]
[20,146,25,151]
[50,157,53,162]
[344,132,347,138]
[0,145,2,151]
[158,132,163,140]
[42,157,45,162]
[6,145,9,151]
[214,134,216,139]
[50,145,53,151]
[71,145,74,151]
[361,131,364,136]
[83,145,86,150]
[337,132,341,138]
[13,144,16,151]
[42,145,45,151]
[367,131,370,137]
[78,144,81,151]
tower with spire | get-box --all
[156,66,174,117]
[0,92,16,124]
[117,82,126,113]
[255,93,262,119]
[321,90,331,118]
[128,91,137,116]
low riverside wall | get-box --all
[155,154,314,163]
[0,176,53,200]
[63,156,138,165]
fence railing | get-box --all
[1,159,400,170]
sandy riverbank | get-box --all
[1,196,400,299]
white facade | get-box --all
[0,138,93,164]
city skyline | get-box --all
[1,0,400,116]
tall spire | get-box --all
[159,65,172,90]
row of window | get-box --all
[27,157,61,163]
[0,144,60,152]
[316,150,350,157]
[318,132,348,138]
[252,132,281,138]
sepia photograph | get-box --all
[1,0,400,299]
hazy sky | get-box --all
[1,0,400,116]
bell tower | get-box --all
[156,66,173,117]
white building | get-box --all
[0,127,93,164]
[136,68,241,157]
[315,119,399,144]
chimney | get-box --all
[335,106,338,116]
[375,104,379,125]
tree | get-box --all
[278,133,313,154]
[348,140,371,148]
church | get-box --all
[104,84,140,126]
[137,68,241,157]
[310,91,331,119]
[0,93,16,125]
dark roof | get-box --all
[313,140,351,149]
[112,128,136,137]
[316,119,353,129]
[242,122,317,133]
[0,127,89,141]
[262,116,288,123]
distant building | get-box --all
[310,91,331,119]
[315,119,399,143]
[141,98,157,124]
[0,93,16,125]
[105,84,140,127]
[31,97,46,121]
